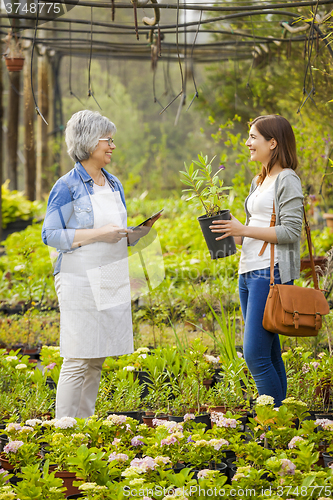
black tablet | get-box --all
[133,209,164,230]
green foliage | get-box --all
[180,153,232,216]
[1,181,42,229]
[14,461,66,500]
[0,222,56,306]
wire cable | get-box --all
[30,2,48,125]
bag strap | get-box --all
[303,204,319,290]
[266,201,319,289]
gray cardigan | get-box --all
[244,169,304,284]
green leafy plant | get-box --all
[14,460,66,500]
[1,180,42,229]
[179,153,230,216]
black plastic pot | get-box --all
[194,412,211,430]
[198,210,236,259]
[322,452,333,467]
[2,217,33,240]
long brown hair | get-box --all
[250,115,298,185]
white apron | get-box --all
[58,189,133,358]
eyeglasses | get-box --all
[99,137,115,146]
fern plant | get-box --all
[179,154,230,217]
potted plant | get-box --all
[180,154,236,259]
[2,31,25,72]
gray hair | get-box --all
[65,110,116,162]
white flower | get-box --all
[208,438,229,450]
[203,354,220,364]
[256,395,275,406]
[53,416,77,429]
[136,347,150,353]
[197,469,219,479]
[5,423,22,432]
[78,482,106,491]
[41,419,58,427]
[129,478,145,486]
[123,366,136,371]
[107,414,127,425]
[14,264,25,271]
[5,356,18,361]
[154,456,171,465]
[20,426,34,434]
[25,419,43,427]
[15,363,27,370]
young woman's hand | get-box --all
[210,215,244,241]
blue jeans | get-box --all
[239,265,291,407]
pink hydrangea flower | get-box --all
[213,415,238,428]
[302,364,310,373]
[130,456,156,471]
[279,459,296,476]
[3,440,24,453]
[108,452,128,462]
[288,436,305,449]
[131,435,144,446]
[152,418,169,427]
[183,413,195,422]
[112,438,121,446]
[315,419,333,430]
[161,436,177,446]
[45,362,56,370]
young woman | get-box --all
[210,115,304,406]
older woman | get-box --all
[42,110,159,418]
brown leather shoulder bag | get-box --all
[262,203,330,337]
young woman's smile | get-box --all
[245,124,275,166]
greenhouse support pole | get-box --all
[0,43,3,242]
[6,71,21,190]
[36,44,49,200]
[23,41,36,201]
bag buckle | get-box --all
[315,312,321,330]
[293,311,299,329]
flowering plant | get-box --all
[2,440,41,472]
[42,430,89,471]
[180,153,230,217]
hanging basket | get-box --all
[4,56,25,72]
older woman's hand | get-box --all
[99,223,129,243]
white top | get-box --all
[239,180,278,274]
[93,173,110,194]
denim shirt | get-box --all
[42,162,127,275]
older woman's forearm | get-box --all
[72,224,128,247]
[72,228,103,248]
